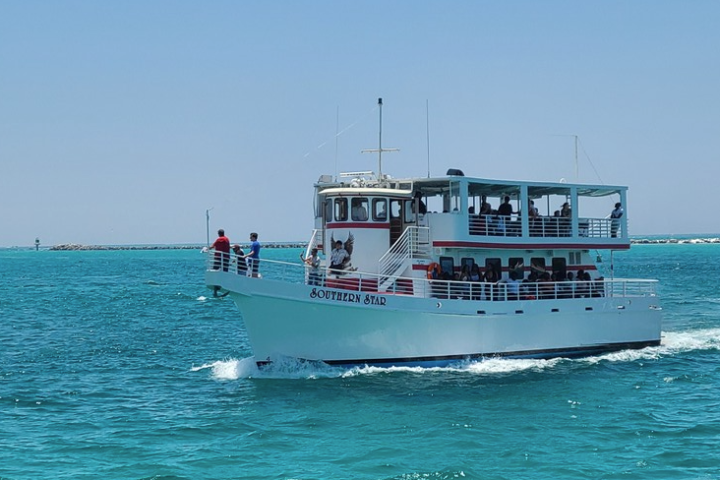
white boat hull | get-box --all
[207,271,662,367]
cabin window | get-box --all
[324,199,332,223]
[334,198,348,222]
[404,200,416,222]
[390,199,402,219]
[552,257,567,280]
[509,257,525,279]
[372,198,387,221]
[351,198,369,221]
[485,258,501,278]
[530,257,546,277]
[439,256,455,279]
[569,252,581,265]
[461,257,475,272]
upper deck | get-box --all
[314,169,629,252]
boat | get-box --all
[205,100,662,368]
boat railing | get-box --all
[303,229,323,259]
[468,215,626,239]
[205,253,657,300]
[378,226,430,283]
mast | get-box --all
[361,97,398,182]
[378,98,383,180]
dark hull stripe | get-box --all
[257,340,660,368]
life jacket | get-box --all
[427,262,441,279]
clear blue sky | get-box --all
[1,1,718,246]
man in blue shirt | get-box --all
[244,232,261,277]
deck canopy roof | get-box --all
[411,176,625,199]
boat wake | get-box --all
[193,328,720,380]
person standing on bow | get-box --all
[243,232,261,277]
[301,247,322,286]
[208,229,231,271]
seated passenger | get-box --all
[351,199,368,221]
[457,265,471,300]
[480,195,492,215]
[329,240,350,273]
[483,269,498,301]
[469,263,482,300]
[502,271,521,301]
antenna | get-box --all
[205,207,214,246]
[550,134,579,181]
[334,106,339,181]
[426,99,431,178]
[574,134,578,181]
[361,97,398,181]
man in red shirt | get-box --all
[209,229,230,271]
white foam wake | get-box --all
[193,328,720,380]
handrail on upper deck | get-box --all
[468,214,626,239]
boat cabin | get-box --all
[310,169,627,287]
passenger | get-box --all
[528,200,539,218]
[480,195,492,215]
[484,268,499,301]
[413,191,427,215]
[208,229,231,272]
[510,259,524,279]
[232,244,247,275]
[458,265,471,300]
[610,202,623,237]
[351,199,368,221]
[301,247,322,286]
[559,203,572,237]
[539,272,555,300]
[329,240,350,274]
[376,202,387,220]
[498,196,513,216]
[503,271,521,301]
[522,271,539,300]
[469,263,482,300]
[242,232,261,277]
[576,271,590,298]
[561,202,571,217]
[497,196,513,235]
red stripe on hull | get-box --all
[433,241,630,250]
[326,222,390,229]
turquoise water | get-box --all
[2,245,719,479]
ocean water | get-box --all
[1,244,720,480]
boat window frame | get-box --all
[460,257,475,272]
[485,258,501,278]
[509,257,525,280]
[389,199,402,220]
[439,256,455,279]
[530,257,546,276]
[351,197,369,221]
[552,257,567,279]
[334,198,348,222]
[372,198,388,222]
[324,198,333,224]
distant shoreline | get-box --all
[47,243,308,251]
[26,237,719,250]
